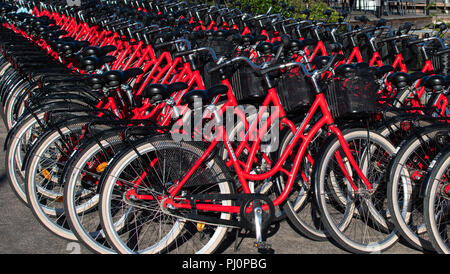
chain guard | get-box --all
[159,194,275,229]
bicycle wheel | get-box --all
[314,128,398,253]
[424,146,450,254]
[387,124,449,251]
[5,111,46,204]
[6,107,94,204]
[2,77,27,128]
[63,129,133,254]
[4,80,35,129]
[25,119,104,240]
[99,135,234,254]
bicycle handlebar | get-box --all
[407,36,446,49]
[260,53,344,76]
[172,47,218,61]
[207,53,343,79]
[339,26,376,38]
[207,56,262,73]
[379,34,410,43]
[154,38,191,51]
[434,47,450,55]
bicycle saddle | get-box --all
[311,56,331,69]
[0,4,15,12]
[181,85,228,107]
[85,74,103,90]
[49,37,75,50]
[102,68,144,88]
[444,75,450,86]
[79,56,116,72]
[354,63,377,77]
[206,84,229,98]
[48,39,68,54]
[255,42,273,55]
[421,75,446,91]
[289,38,316,52]
[233,34,267,46]
[188,30,206,40]
[387,72,410,88]
[35,25,60,35]
[81,45,117,58]
[214,29,231,39]
[375,65,394,77]
[376,19,387,27]
[142,82,188,102]
[61,41,90,57]
[5,13,21,21]
[335,64,356,77]
[181,89,209,107]
[41,30,68,41]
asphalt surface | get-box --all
[0,120,424,254]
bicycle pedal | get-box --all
[254,241,274,254]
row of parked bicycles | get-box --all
[0,0,448,254]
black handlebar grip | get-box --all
[207,60,231,74]
[172,48,210,59]
[380,36,398,43]
[434,48,450,56]
[407,39,423,46]
[154,41,173,50]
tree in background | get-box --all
[222,0,341,22]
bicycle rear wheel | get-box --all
[63,129,137,254]
[99,136,234,254]
[25,121,87,240]
[313,128,398,253]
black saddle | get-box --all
[421,75,446,91]
[311,56,332,69]
[141,82,188,102]
[387,72,410,88]
[335,64,356,77]
[256,42,273,55]
[181,84,229,107]
[102,68,144,88]
[81,45,117,58]
[79,56,116,72]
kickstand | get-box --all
[233,228,246,252]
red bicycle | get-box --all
[97,53,399,254]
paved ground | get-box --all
[0,120,424,254]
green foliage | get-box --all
[224,0,341,22]
[426,2,436,10]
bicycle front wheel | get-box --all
[424,147,450,254]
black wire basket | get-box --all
[229,64,267,103]
[275,70,314,113]
[324,69,378,119]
